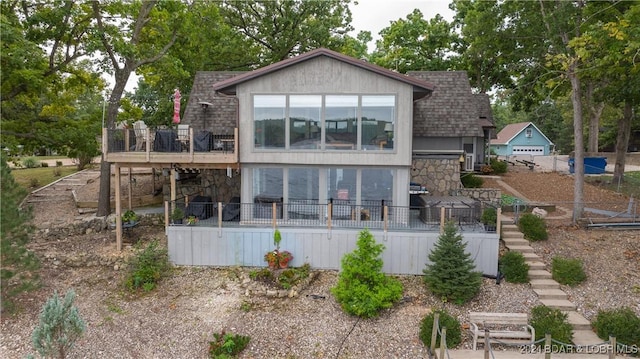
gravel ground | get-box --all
[2,166,638,358]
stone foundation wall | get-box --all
[411,158,462,196]
[164,169,241,204]
[450,188,501,204]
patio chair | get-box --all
[177,124,189,150]
[133,121,148,151]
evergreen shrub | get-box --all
[419,310,462,348]
[551,257,586,286]
[31,289,86,358]
[593,308,640,350]
[461,173,483,188]
[529,305,573,346]
[331,229,403,318]
[125,240,171,292]
[423,221,482,305]
[499,251,529,283]
[518,213,548,241]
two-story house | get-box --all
[104,48,499,276]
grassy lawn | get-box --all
[11,166,78,194]
[585,171,640,198]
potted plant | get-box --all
[171,207,184,225]
[186,215,197,225]
[263,229,294,269]
[278,250,293,269]
[122,210,139,224]
[481,206,498,232]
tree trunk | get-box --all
[96,71,131,216]
[586,82,604,153]
[569,67,585,224]
[612,101,632,185]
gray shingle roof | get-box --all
[409,71,486,137]
[182,72,243,133]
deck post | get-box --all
[170,167,177,215]
[164,201,169,231]
[497,207,502,237]
[440,206,445,233]
[272,202,277,230]
[217,202,223,237]
[115,164,122,251]
[127,167,132,210]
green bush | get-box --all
[125,240,171,292]
[21,157,40,168]
[480,207,497,226]
[419,310,462,349]
[461,173,483,188]
[423,221,482,305]
[208,330,250,358]
[499,251,529,283]
[551,257,586,286]
[490,158,508,174]
[31,289,86,358]
[593,308,640,350]
[518,213,548,241]
[529,305,573,346]
[331,229,403,318]
[41,162,49,168]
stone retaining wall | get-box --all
[36,213,164,240]
[450,188,501,204]
[411,158,461,196]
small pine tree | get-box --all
[1,155,40,313]
[32,289,86,359]
[423,221,482,304]
[331,229,403,318]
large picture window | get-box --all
[253,94,395,151]
[254,95,285,149]
[325,96,358,150]
[362,96,395,151]
[289,96,321,149]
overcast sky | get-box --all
[349,0,454,49]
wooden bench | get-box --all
[469,312,535,350]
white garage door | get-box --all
[512,146,544,155]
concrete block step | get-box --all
[501,231,525,238]
[502,238,529,246]
[506,245,534,253]
[565,311,592,331]
[502,224,518,231]
[522,252,542,262]
[527,261,546,270]
[540,298,576,311]
[529,269,553,279]
[572,329,602,346]
[530,278,560,289]
[534,288,567,300]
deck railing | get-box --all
[103,127,238,163]
[165,198,499,233]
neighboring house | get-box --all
[490,122,554,157]
[103,48,499,276]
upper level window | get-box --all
[254,95,285,149]
[362,95,395,151]
[525,128,533,138]
[253,94,395,151]
[325,96,358,150]
[290,96,321,149]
